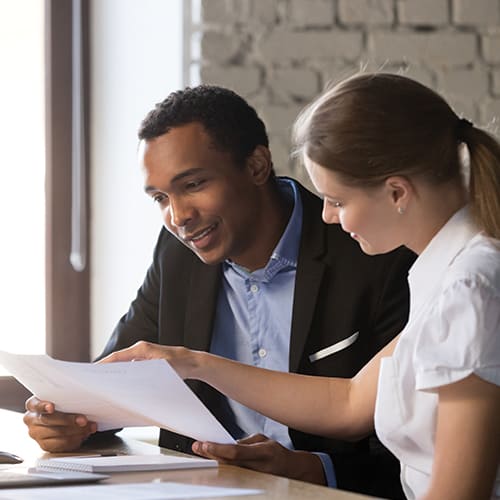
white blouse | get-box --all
[375,207,500,499]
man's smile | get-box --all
[182,223,219,249]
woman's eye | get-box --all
[326,199,342,208]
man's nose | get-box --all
[168,197,194,228]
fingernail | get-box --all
[75,416,87,426]
[192,442,200,453]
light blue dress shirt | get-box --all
[210,178,336,487]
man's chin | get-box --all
[190,247,226,266]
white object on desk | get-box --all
[0,468,108,488]
[0,351,235,444]
[36,454,217,473]
[0,481,263,499]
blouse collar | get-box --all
[407,206,480,316]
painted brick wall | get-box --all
[187,0,500,187]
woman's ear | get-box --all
[246,145,273,185]
[384,176,413,212]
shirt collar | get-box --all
[225,178,303,282]
[408,205,480,313]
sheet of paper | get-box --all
[0,481,263,499]
[0,351,235,444]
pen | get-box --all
[66,453,121,458]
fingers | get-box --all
[25,396,54,414]
[23,396,97,452]
[192,433,267,459]
[30,425,95,453]
[99,341,155,363]
[193,438,322,481]
[237,433,268,445]
[192,442,247,463]
[192,438,274,463]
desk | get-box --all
[0,409,373,499]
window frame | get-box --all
[0,0,91,411]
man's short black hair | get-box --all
[138,85,269,166]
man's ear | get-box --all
[246,145,273,185]
[384,176,413,210]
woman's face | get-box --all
[305,158,405,255]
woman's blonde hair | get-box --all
[293,72,500,239]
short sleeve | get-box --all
[414,276,500,392]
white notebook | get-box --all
[35,454,218,473]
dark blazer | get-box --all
[100,181,415,499]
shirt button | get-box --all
[250,284,259,293]
[258,348,267,358]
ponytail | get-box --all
[463,127,500,239]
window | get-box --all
[0,0,90,410]
[0,0,184,411]
[0,1,45,358]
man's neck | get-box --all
[235,181,294,272]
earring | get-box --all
[398,207,405,215]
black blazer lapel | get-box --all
[184,259,221,352]
[289,185,327,373]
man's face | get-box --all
[140,122,265,268]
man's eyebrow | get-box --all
[144,168,205,193]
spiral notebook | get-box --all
[35,454,217,473]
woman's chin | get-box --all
[357,239,383,256]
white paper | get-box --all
[0,482,263,499]
[0,351,235,444]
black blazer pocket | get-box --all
[309,331,360,363]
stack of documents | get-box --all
[0,351,235,444]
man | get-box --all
[24,85,414,498]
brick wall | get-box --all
[187,0,500,187]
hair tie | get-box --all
[456,117,473,139]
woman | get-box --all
[103,73,500,499]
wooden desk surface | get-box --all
[0,409,373,499]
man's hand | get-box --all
[192,433,326,485]
[23,396,97,452]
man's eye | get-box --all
[153,194,167,204]
[186,179,205,190]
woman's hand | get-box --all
[99,341,203,380]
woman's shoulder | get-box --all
[445,233,500,295]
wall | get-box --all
[90,0,183,357]
[189,0,500,190]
